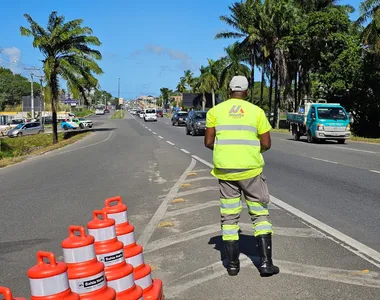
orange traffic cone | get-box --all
[103,196,163,300]
[27,251,80,300]
[88,210,143,299]
[61,225,116,300]
[0,286,26,300]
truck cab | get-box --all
[287,99,351,144]
[306,104,351,143]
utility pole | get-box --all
[24,67,40,119]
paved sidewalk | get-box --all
[139,159,380,300]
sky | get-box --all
[0,0,363,100]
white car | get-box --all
[144,109,157,122]
[138,111,145,118]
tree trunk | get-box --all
[273,64,280,128]
[294,70,298,111]
[51,98,58,144]
[268,67,273,113]
[250,50,255,103]
[298,67,302,106]
[260,62,265,107]
[211,89,215,107]
[202,92,206,110]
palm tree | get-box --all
[216,0,261,103]
[176,77,187,93]
[357,0,380,54]
[199,59,220,108]
[219,42,251,91]
[20,11,103,144]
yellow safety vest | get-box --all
[212,99,264,180]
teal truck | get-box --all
[286,99,351,144]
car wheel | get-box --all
[38,130,43,134]
[186,127,190,135]
[307,131,314,143]
[63,125,69,130]
[172,121,175,126]
[79,123,84,129]
[191,128,196,136]
[337,139,345,144]
[17,132,22,137]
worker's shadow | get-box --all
[208,233,261,271]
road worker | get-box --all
[204,75,279,277]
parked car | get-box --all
[72,117,93,129]
[61,120,79,130]
[144,108,157,122]
[186,111,207,136]
[7,122,44,138]
[156,110,164,118]
[171,111,188,126]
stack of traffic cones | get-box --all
[103,196,163,300]
[27,251,79,300]
[87,210,143,299]
[61,225,116,299]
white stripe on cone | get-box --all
[107,211,128,225]
[63,244,96,264]
[88,226,116,242]
[30,272,69,296]
[126,252,144,268]
[69,271,106,294]
[107,273,135,293]
[135,273,153,290]
[97,249,125,267]
[118,231,135,246]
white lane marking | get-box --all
[310,157,338,164]
[270,196,380,268]
[158,135,164,139]
[331,146,377,154]
[166,141,175,146]
[49,131,113,157]
[191,155,380,268]
[369,170,380,174]
[191,155,213,168]
[181,149,190,154]
[152,132,156,135]
[165,256,380,298]
[148,129,152,131]
[137,159,196,248]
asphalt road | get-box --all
[1,111,380,299]
[137,115,380,252]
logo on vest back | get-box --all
[229,105,245,118]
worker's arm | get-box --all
[204,127,216,150]
[259,131,271,153]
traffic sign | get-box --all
[119,98,123,105]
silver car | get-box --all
[7,122,45,138]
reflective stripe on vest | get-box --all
[215,139,260,146]
[216,125,257,133]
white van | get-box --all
[144,108,157,122]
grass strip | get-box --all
[111,110,124,119]
[0,132,90,168]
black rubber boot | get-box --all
[224,241,240,276]
[257,234,280,277]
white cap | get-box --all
[229,76,249,91]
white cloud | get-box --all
[131,44,195,71]
[0,47,22,73]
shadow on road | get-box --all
[285,138,340,144]
[208,234,261,270]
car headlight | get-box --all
[346,124,351,131]
[196,122,201,126]
[317,124,324,131]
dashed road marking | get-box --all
[166,141,175,146]
[158,136,164,139]
[310,157,338,164]
[331,146,378,154]
[181,149,190,154]
[369,170,380,174]
[152,132,156,135]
